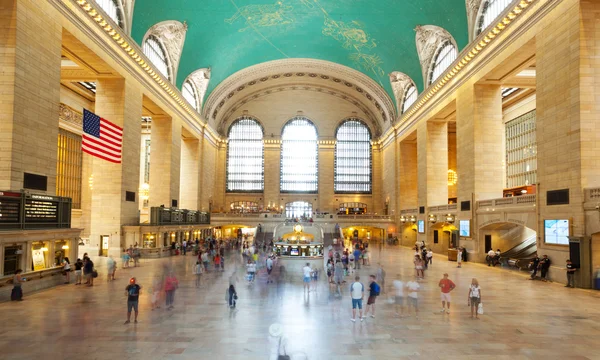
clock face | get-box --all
[294,224,302,233]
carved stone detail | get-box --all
[59,103,83,126]
[120,0,136,35]
[414,25,457,86]
[466,0,483,41]
[389,71,416,113]
[185,68,211,109]
[143,20,188,81]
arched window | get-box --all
[477,0,513,36]
[143,35,170,80]
[227,117,264,192]
[280,117,318,193]
[96,0,123,28]
[402,84,418,114]
[428,41,458,85]
[182,80,198,110]
[334,119,372,193]
[286,201,313,218]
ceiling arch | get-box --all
[131,0,468,104]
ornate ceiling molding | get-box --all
[143,20,188,82]
[466,0,484,41]
[184,68,211,110]
[415,25,457,87]
[203,59,395,134]
[218,84,382,137]
[389,71,416,114]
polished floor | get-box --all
[1,245,600,360]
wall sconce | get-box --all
[62,245,69,250]
[445,214,455,224]
[400,215,407,223]
[409,215,417,223]
[428,214,437,223]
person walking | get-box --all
[540,255,551,282]
[303,263,312,292]
[202,251,210,272]
[414,255,424,280]
[406,276,420,319]
[266,256,274,283]
[194,260,203,288]
[334,260,344,296]
[393,276,405,317]
[121,251,130,269]
[427,249,433,266]
[182,240,187,256]
[456,247,463,268]
[364,274,380,319]
[566,259,576,288]
[62,257,71,284]
[376,263,386,294]
[124,277,141,324]
[353,246,362,270]
[228,284,238,308]
[11,269,24,301]
[438,273,456,314]
[107,256,116,281]
[468,278,481,319]
[350,275,364,322]
[164,271,179,310]
[74,258,83,285]
[268,323,289,360]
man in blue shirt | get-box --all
[353,247,362,270]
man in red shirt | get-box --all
[438,273,455,314]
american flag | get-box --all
[82,109,123,163]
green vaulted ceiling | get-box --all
[132,0,469,106]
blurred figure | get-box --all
[11,269,24,301]
[194,260,203,288]
[164,271,179,310]
[107,256,116,281]
[62,257,71,284]
[228,284,237,308]
[376,263,386,294]
[268,323,289,360]
[74,258,83,285]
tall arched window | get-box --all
[97,0,123,28]
[477,0,513,36]
[227,117,264,192]
[280,117,318,193]
[143,35,170,80]
[428,41,458,85]
[182,80,198,110]
[286,201,313,218]
[334,119,372,193]
[402,84,418,114]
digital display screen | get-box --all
[417,220,425,233]
[544,219,570,245]
[290,248,299,256]
[24,199,58,222]
[459,220,470,237]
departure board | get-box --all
[24,195,59,223]
[0,192,22,223]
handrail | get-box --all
[476,194,536,209]
[0,266,63,284]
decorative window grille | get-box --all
[280,117,318,193]
[144,139,151,183]
[428,41,458,85]
[477,0,514,36]
[402,85,418,114]
[182,80,198,110]
[143,35,170,80]
[227,117,264,192]
[56,129,82,209]
[285,201,313,218]
[334,119,372,194]
[505,110,537,188]
[96,0,123,28]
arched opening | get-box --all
[280,117,318,193]
[285,201,313,219]
[428,41,458,85]
[402,84,418,114]
[335,119,372,193]
[142,35,171,80]
[476,0,513,36]
[226,117,264,192]
[479,222,537,268]
[182,80,199,110]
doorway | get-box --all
[100,235,109,257]
[484,234,492,253]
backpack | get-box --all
[372,282,380,296]
[128,285,139,297]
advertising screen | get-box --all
[459,220,470,237]
[290,248,299,256]
[417,220,425,233]
[544,219,570,245]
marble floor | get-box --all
[1,245,600,360]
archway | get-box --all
[478,222,537,265]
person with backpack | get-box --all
[124,277,141,324]
[364,274,380,319]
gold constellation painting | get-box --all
[225,1,296,32]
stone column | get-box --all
[417,122,449,208]
[149,116,181,208]
[180,137,200,210]
[264,141,281,211]
[456,84,503,203]
[86,79,143,257]
[398,139,418,210]
[0,0,61,192]
[318,142,334,213]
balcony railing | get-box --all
[400,208,418,215]
[428,204,458,213]
[476,194,536,210]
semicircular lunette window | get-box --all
[428,41,458,86]
[402,84,418,114]
[227,117,264,192]
[477,0,513,36]
[143,35,170,81]
[182,80,198,110]
[334,119,372,194]
[96,0,123,28]
[280,117,318,193]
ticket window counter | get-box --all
[274,244,324,257]
[31,241,51,271]
[143,234,156,248]
[54,240,70,265]
[3,245,23,276]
